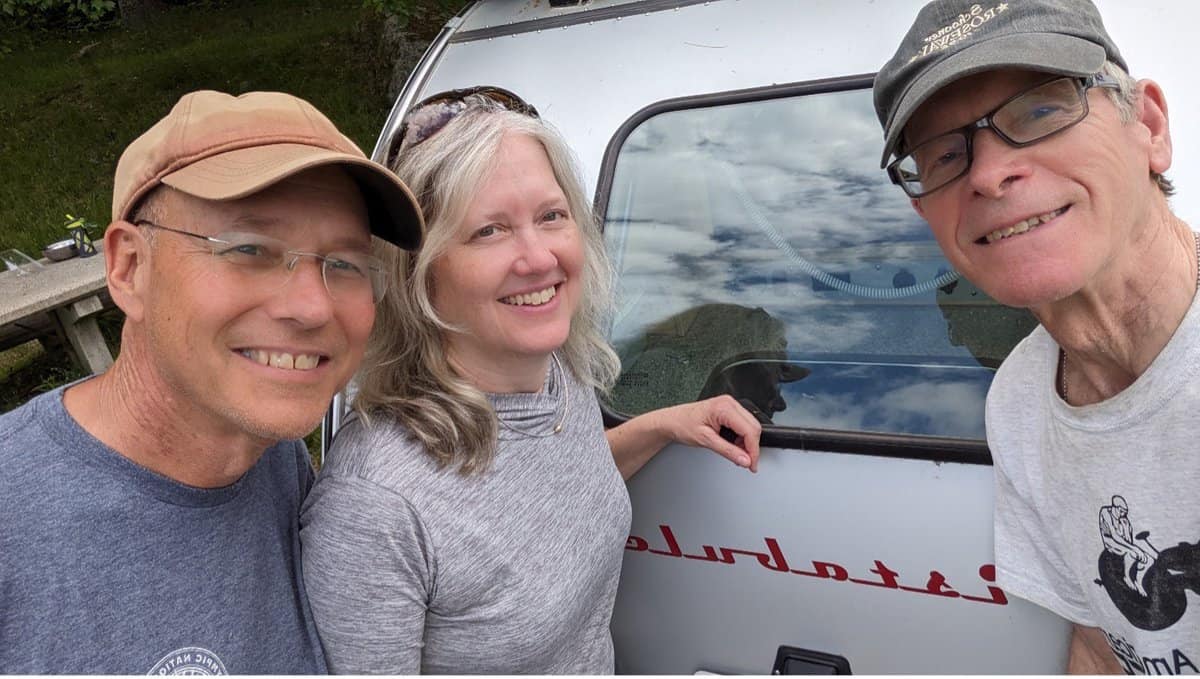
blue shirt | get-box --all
[0,387,327,674]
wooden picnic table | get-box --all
[0,246,113,374]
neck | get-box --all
[1036,212,1195,404]
[63,347,271,488]
[447,349,553,393]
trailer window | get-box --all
[600,86,1036,440]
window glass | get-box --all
[601,86,1037,440]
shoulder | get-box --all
[985,324,1055,477]
[320,414,441,494]
[988,324,1054,409]
[256,438,314,499]
[0,389,69,478]
[301,421,436,559]
[0,395,41,444]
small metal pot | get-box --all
[43,238,79,262]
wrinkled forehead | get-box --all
[166,166,373,245]
[904,68,1056,146]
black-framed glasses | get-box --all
[136,220,387,302]
[390,86,539,164]
[887,74,1121,198]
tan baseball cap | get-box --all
[112,90,424,249]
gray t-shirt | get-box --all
[0,386,327,674]
[300,365,632,674]
[988,292,1200,675]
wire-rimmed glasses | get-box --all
[136,220,387,302]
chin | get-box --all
[516,328,572,357]
[525,338,571,358]
[230,403,325,442]
[964,263,1080,309]
[254,419,323,443]
[982,280,1074,310]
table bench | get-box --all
[0,247,114,375]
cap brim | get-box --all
[162,143,424,250]
[880,32,1108,167]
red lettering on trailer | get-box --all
[627,524,1008,607]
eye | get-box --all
[211,235,286,268]
[1019,102,1068,124]
[1030,104,1061,118]
[215,242,275,260]
[324,255,368,278]
[472,224,503,240]
[912,134,966,174]
[542,208,570,223]
[225,243,268,257]
[932,148,965,168]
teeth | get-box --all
[985,207,1066,243]
[502,285,557,306]
[240,349,321,371]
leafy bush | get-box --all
[1,0,117,27]
[362,0,463,30]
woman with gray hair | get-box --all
[299,87,761,674]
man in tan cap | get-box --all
[0,90,423,673]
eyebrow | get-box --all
[227,215,372,252]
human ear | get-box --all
[1135,79,1172,176]
[104,220,150,323]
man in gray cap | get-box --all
[0,91,423,673]
[875,0,1196,673]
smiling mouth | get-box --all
[500,284,558,307]
[238,349,324,371]
[979,206,1068,244]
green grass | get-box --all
[0,0,467,465]
[0,0,407,256]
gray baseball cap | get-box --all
[874,0,1126,168]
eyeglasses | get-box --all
[887,74,1121,198]
[390,86,539,163]
[136,220,387,302]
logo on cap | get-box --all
[908,2,1010,64]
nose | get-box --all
[512,228,558,276]
[267,255,336,328]
[964,129,1030,198]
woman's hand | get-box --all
[607,395,763,479]
[660,395,762,472]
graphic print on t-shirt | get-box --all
[1094,495,1200,631]
[146,647,228,675]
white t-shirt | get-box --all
[987,292,1200,675]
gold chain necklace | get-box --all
[1059,231,1200,401]
[496,352,570,437]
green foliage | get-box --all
[1,0,116,27]
[362,0,464,30]
[0,0,399,257]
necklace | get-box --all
[496,352,569,438]
[1059,231,1200,401]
